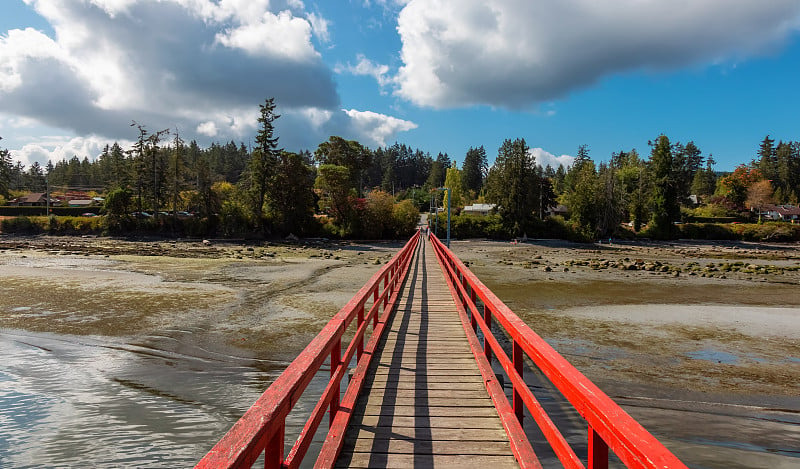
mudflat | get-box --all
[1,235,798,468]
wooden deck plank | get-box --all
[336,237,519,468]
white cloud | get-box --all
[531,147,573,169]
[1,0,381,154]
[336,54,392,91]
[342,109,417,146]
[10,135,130,168]
[306,12,331,43]
[215,10,319,61]
[0,27,63,92]
[196,121,218,137]
[394,0,800,108]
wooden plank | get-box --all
[344,439,514,455]
[348,415,509,429]
[345,426,510,442]
[337,452,519,469]
[336,236,519,468]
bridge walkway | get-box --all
[335,236,519,468]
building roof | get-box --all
[463,203,496,211]
[68,199,94,206]
[20,193,47,203]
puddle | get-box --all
[686,347,741,364]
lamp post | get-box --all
[436,187,451,248]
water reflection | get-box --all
[0,330,281,468]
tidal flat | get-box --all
[1,235,798,468]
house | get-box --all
[760,204,800,222]
[10,193,48,206]
[462,203,496,216]
[546,205,568,217]
[68,199,95,208]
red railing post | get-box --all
[588,426,609,469]
[356,303,365,361]
[484,304,492,363]
[513,339,524,425]
[383,275,389,307]
[373,287,380,327]
[264,423,284,469]
[330,339,341,427]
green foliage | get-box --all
[315,136,370,195]
[677,222,800,242]
[0,145,11,198]
[686,203,738,219]
[461,146,487,197]
[393,200,420,237]
[316,164,357,229]
[717,164,763,208]
[648,135,680,239]
[269,151,316,235]
[485,138,538,236]
[443,166,464,210]
[104,188,132,217]
[562,159,599,237]
[0,216,106,235]
[363,191,395,238]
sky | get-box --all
[2,1,800,172]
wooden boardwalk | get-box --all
[336,237,519,468]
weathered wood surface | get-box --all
[336,237,519,468]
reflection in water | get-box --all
[0,330,282,468]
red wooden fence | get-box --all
[196,231,420,469]
[428,233,689,469]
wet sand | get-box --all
[1,235,799,467]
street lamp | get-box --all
[436,187,451,248]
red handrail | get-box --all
[428,233,688,469]
[196,231,421,469]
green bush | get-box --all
[676,222,800,241]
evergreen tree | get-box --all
[425,152,450,190]
[0,137,12,197]
[245,98,282,227]
[690,156,717,198]
[270,151,316,234]
[757,135,777,182]
[461,146,487,198]
[648,135,680,238]
[485,138,537,235]
[562,156,598,236]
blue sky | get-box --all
[2,1,800,171]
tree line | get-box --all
[2,99,800,240]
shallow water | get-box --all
[0,329,283,468]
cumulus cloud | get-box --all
[395,0,800,108]
[10,135,130,168]
[0,0,416,161]
[531,147,573,169]
[277,108,417,149]
[335,54,392,90]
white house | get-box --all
[462,203,496,216]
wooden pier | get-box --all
[196,230,688,469]
[336,237,519,467]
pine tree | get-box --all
[246,98,282,227]
[485,138,537,235]
[648,135,680,239]
[461,146,487,198]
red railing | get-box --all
[428,233,689,469]
[196,231,421,469]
